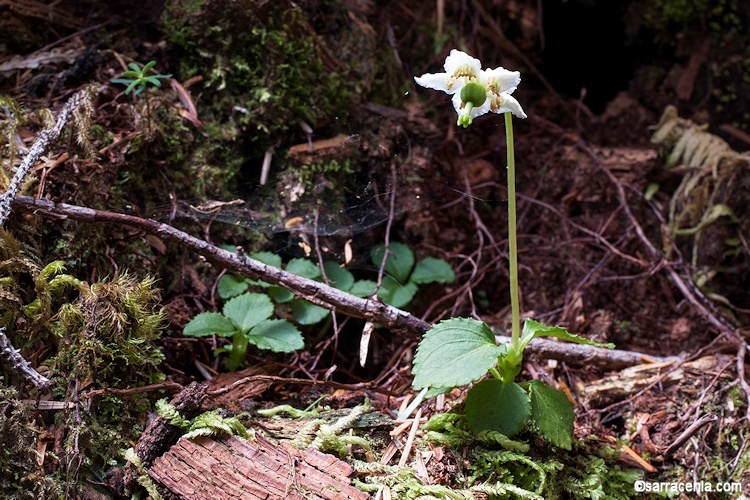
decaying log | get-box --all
[148,433,368,500]
[581,355,730,403]
[123,382,207,493]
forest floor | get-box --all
[1,0,750,498]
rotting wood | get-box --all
[148,433,369,500]
[123,381,208,494]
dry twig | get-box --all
[11,196,679,371]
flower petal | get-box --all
[414,72,451,92]
[444,49,482,76]
[450,93,464,114]
[495,93,527,119]
[482,67,521,94]
[470,101,492,119]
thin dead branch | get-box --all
[0,326,52,389]
[11,195,678,370]
[12,195,431,338]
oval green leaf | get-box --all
[349,279,378,298]
[222,293,274,332]
[247,319,304,352]
[268,285,294,303]
[410,257,455,284]
[286,258,321,280]
[465,379,530,436]
[520,318,615,352]
[323,261,354,291]
[183,312,236,338]
[412,317,506,389]
[528,380,574,450]
[290,299,330,325]
[377,276,418,309]
[218,273,250,299]
[371,242,414,284]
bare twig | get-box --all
[11,196,673,371]
[0,87,95,226]
[494,333,680,370]
[663,412,718,457]
[0,327,52,389]
[12,195,431,338]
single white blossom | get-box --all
[414,49,526,127]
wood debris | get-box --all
[148,434,368,500]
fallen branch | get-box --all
[0,87,95,226]
[0,87,96,390]
[0,326,52,389]
[495,334,679,370]
[120,381,207,495]
[13,195,431,338]
[11,197,680,369]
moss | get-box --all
[420,412,643,498]
[49,272,165,388]
[161,0,354,160]
[20,272,167,483]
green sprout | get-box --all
[182,292,303,372]
[111,61,172,95]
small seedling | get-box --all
[111,61,172,95]
[218,243,455,320]
[183,291,303,371]
[369,242,455,308]
[413,50,614,449]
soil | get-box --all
[1,0,750,498]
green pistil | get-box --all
[458,103,474,127]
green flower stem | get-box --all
[228,332,248,371]
[505,112,520,349]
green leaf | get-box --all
[371,242,414,284]
[268,285,294,303]
[145,76,164,87]
[246,319,304,352]
[217,274,249,299]
[127,62,143,72]
[323,261,354,291]
[465,379,531,436]
[286,258,321,280]
[183,312,236,338]
[519,318,615,353]
[377,276,418,308]
[424,387,452,399]
[142,60,157,72]
[528,380,574,450]
[125,81,140,95]
[410,257,455,284]
[349,279,377,297]
[290,299,330,325]
[222,293,274,332]
[412,317,506,390]
[251,251,282,268]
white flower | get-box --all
[414,49,526,127]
